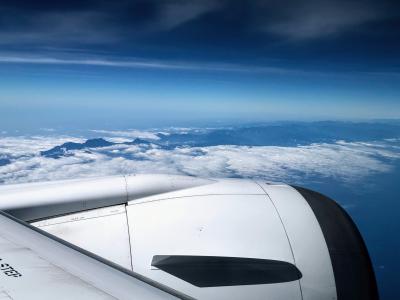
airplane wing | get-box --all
[0,210,191,300]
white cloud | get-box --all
[90,129,160,140]
[0,135,399,185]
[0,136,84,158]
[0,55,329,75]
[258,0,384,40]
[157,0,220,31]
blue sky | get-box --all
[0,0,399,130]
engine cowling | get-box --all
[1,175,377,300]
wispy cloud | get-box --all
[0,55,305,74]
[0,1,398,77]
[0,56,191,70]
[0,1,220,47]
[0,0,396,45]
[2,54,398,78]
[255,0,386,40]
[155,0,220,31]
[0,10,119,45]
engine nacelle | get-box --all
[1,175,378,300]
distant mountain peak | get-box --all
[126,138,152,145]
[83,138,114,147]
[41,138,115,158]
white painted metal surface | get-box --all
[0,174,211,221]
[257,182,337,300]
[0,234,116,300]
[125,174,214,201]
[127,193,302,300]
[0,175,342,300]
[0,176,127,212]
[128,178,265,205]
[0,211,188,300]
[32,205,133,270]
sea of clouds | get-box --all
[0,128,399,185]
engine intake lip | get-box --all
[292,186,379,300]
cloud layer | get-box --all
[0,131,399,185]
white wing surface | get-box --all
[0,211,191,300]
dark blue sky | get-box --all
[0,0,399,129]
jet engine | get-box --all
[0,175,378,300]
